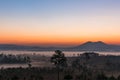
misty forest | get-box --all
[1,0,120,80]
[0,50,120,80]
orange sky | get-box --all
[0,34,120,46]
[0,0,120,46]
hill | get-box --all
[0,41,120,51]
[71,41,120,51]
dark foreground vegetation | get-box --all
[0,50,120,80]
[0,67,120,80]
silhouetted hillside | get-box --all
[0,44,59,51]
[72,41,120,51]
[0,41,120,51]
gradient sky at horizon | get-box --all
[0,0,120,46]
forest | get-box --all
[0,54,30,64]
[0,50,120,80]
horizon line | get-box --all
[0,41,120,47]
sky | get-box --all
[0,0,120,47]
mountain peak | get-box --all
[85,41,93,43]
[95,41,106,44]
[82,41,106,46]
[72,41,109,51]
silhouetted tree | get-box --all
[23,77,26,80]
[11,76,19,80]
[117,75,120,80]
[38,76,44,80]
[28,63,32,68]
[30,75,35,80]
[0,75,3,80]
[84,52,90,62]
[96,73,108,80]
[51,50,67,80]
[26,56,31,63]
[64,75,73,80]
[109,76,116,80]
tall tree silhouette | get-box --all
[51,50,67,80]
[0,75,2,80]
[64,75,73,80]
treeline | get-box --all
[0,54,31,64]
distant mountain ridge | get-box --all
[0,41,120,51]
[72,41,120,51]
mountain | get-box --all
[0,41,120,51]
[71,41,120,51]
